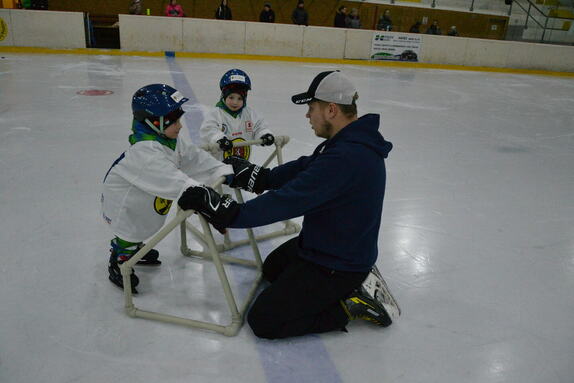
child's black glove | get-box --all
[217,137,233,151]
[260,133,275,146]
[223,156,270,194]
[178,186,239,233]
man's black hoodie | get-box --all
[230,114,393,272]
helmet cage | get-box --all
[140,107,184,135]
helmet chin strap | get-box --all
[144,116,165,135]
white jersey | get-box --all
[199,105,273,161]
[101,137,232,243]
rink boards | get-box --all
[0,9,574,72]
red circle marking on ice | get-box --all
[77,90,114,96]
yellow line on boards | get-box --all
[1,46,573,78]
[0,46,165,57]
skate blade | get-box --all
[375,290,401,319]
[136,259,161,266]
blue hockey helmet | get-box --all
[219,69,251,92]
[132,84,189,135]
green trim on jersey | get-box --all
[128,120,177,151]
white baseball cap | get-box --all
[291,71,358,105]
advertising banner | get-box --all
[370,32,421,62]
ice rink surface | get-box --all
[0,53,573,383]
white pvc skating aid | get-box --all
[120,136,300,336]
[188,136,300,255]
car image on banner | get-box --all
[371,49,418,62]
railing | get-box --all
[378,0,573,43]
[512,0,574,42]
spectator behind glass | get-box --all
[409,21,421,33]
[426,20,442,34]
[30,0,48,9]
[129,0,143,15]
[259,3,275,23]
[292,0,309,26]
[215,0,233,20]
[346,8,361,29]
[334,5,347,28]
[448,25,459,36]
[165,0,184,17]
[377,9,393,31]
[377,9,392,31]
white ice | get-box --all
[0,53,573,383]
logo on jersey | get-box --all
[101,195,112,224]
[154,197,173,215]
[223,137,250,161]
[245,121,253,133]
[0,18,8,42]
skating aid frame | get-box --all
[189,136,300,255]
[120,136,299,336]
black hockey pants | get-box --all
[247,237,368,339]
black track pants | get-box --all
[247,237,368,339]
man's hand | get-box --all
[217,137,233,151]
[260,133,275,146]
[178,186,239,233]
[223,156,270,194]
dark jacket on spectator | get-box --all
[409,22,421,33]
[334,12,347,28]
[377,15,392,31]
[215,4,232,20]
[292,7,309,26]
[260,9,275,23]
[30,0,48,9]
[426,25,442,35]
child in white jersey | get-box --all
[101,83,233,293]
[200,69,275,161]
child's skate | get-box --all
[108,252,139,294]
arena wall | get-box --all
[0,9,85,48]
[1,10,573,73]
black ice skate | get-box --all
[135,245,161,266]
[108,253,140,294]
[342,265,400,327]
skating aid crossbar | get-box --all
[120,136,300,336]
[194,136,300,253]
